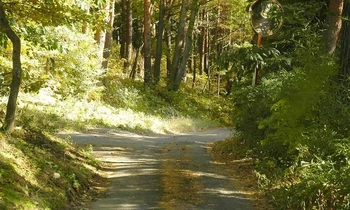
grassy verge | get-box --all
[0,129,107,209]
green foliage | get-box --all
[0,32,7,50]
[0,25,103,97]
[229,1,350,208]
[233,52,350,208]
[217,42,287,85]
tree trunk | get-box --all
[192,33,197,88]
[120,0,127,58]
[130,45,142,80]
[198,10,205,75]
[340,1,350,77]
[102,0,116,69]
[324,0,344,54]
[153,0,165,85]
[0,2,22,133]
[144,0,153,86]
[123,0,133,72]
[199,9,209,75]
[165,15,173,78]
[172,0,199,91]
[204,12,209,75]
[167,0,188,90]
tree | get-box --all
[102,0,116,69]
[125,0,133,71]
[324,0,344,54]
[144,0,153,86]
[198,9,209,76]
[173,0,199,91]
[340,0,350,77]
[0,1,21,132]
[167,0,200,91]
[154,0,165,85]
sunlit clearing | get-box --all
[15,92,209,134]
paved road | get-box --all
[65,128,254,210]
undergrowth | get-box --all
[224,47,350,209]
[13,74,231,134]
[0,129,105,209]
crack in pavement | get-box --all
[64,128,254,210]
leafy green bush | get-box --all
[230,32,350,208]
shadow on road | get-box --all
[64,128,254,210]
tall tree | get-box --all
[154,0,165,85]
[0,1,21,132]
[144,0,153,85]
[167,0,188,90]
[119,0,127,59]
[325,0,344,54]
[168,0,200,91]
[173,0,199,91]
[102,0,116,69]
[164,0,175,78]
[198,9,209,76]
[125,0,133,71]
[340,0,350,77]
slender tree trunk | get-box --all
[199,10,209,75]
[120,0,127,58]
[0,2,22,133]
[130,45,142,80]
[340,1,350,77]
[102,0,116,69]
[165,15,172,78]
[167,0,188,90]
[125,0,133,71]
[173,0,199,91]
[204,12,209,75]
[95,1,111,64]
[144,0,153,85]
[325,0,344,54]
[192,33,197,88]
[154,0,165,85]
[213,2,221,60]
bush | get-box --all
[230,43,350,208]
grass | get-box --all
[15,76,231,134]
[0,129,107,209]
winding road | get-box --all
[66,128,254,210]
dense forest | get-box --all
[0,0,349,209]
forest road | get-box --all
[65,128,254,210]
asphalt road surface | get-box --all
[65,128,254,210]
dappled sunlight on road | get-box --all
[67,128,253,209]
[202,188,252,199]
